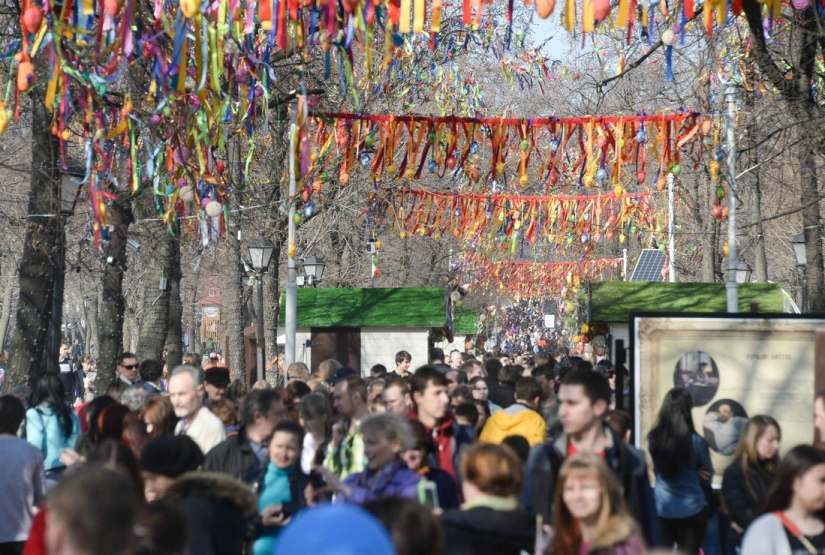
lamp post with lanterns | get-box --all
[300,253,325,287]
[248,235,275,383]
[791,233,808,313]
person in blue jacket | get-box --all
[313,413,421,505]
[25,373,81,489]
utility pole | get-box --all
[284,100,298,370]
[725,83,739,313]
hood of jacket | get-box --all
[165,471,257,517]
[487,405,539,432]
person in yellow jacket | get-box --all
[479,377,546,447]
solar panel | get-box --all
[629,249,667,282]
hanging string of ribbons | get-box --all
[384,188,654,246]
[460,257,623,300]
[310,111,704,191]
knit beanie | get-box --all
[139,435,204,478]
[275,503,396,555]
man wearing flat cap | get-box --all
[204,366,231,401]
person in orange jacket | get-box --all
[479,377,546,447]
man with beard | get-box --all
[703,403,748,455]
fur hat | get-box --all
[139,435,204,478]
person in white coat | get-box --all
[741,444,825,555]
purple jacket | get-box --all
[342,458,421,505]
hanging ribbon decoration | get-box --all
[459,257,623,301]
[310,111,705,190]
[384,189,654,246]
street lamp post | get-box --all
[248,235,275,383]
[734,259,752,284]
[792,233,808,313]
[301,253,326,287]
[46,169,84,374]
[724,83,739,313]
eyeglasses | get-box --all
[121,364,138,370]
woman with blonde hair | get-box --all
[312,413,420,505]
[548,453,645,555]
[722,415,781,543]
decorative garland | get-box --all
[384,189,654,246]
[462,258,623,301]
[309,111,704,191]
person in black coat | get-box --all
[721,415,781,542]
[488,366,520,409]
[140,435,258,555]
[441,444,536,555]
[202,389,287,484]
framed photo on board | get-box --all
[629,313,825,483]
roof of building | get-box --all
[590,281,789,323]
[278,287,477,333]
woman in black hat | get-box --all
[140,435,256,555]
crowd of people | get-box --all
[1,341,825,555]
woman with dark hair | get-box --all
[364,497,445,555]
[296,393,332,474]
[73,395,117,457]
[723,415,781,544]
[26,373,81,489]
[0,396,46,555]
[741,445,825,554]
[647,387,713,555]
[402,419,459,510]
[87,439,144,499]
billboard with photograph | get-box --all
[630,314,825,483]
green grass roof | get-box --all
[278,287,477,333]
[589,282,788,323]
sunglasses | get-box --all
[121,364,138,370]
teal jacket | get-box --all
[26,406,81,471]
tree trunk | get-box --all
[263,246,281,385]
[750,140,769,283]
[83,293,98,359]
[184,262,202,355]
[223,139,247,381]
[98,183,132,389]
[698,172,717,282]
[135,193,173,362]
[5,55,61,390]
[0,266,17,352]
[165,235,183,367]
[800,144,825,311]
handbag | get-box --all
[775,510,819,555]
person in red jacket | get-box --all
[408,366,476,482]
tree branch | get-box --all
[596,7,704,89]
